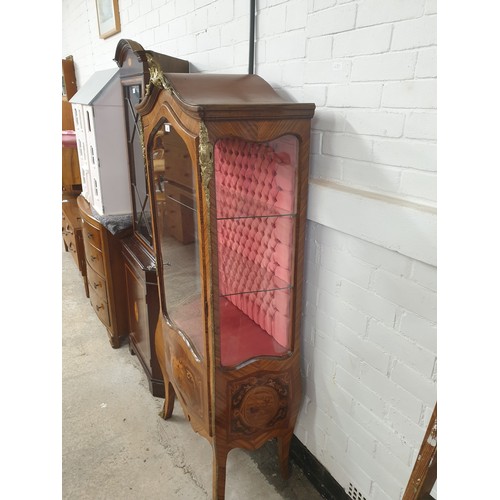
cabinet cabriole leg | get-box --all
[212,443,229,500]
[160,381,175,420]
[278,431,293,480]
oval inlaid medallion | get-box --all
[240,386,279,429]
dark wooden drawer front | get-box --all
[86,264,108,302]
[89,287,110,328]
[84,239,105,276]
[82,220,102,250]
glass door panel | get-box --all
[124,83,154,247]
[214,135,298,367]
[150,123,204,358]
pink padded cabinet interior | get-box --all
[214,137,297,366]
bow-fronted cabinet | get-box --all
[138,73,315,499]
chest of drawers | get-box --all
[78,195,130,348]
[62,195,88,297]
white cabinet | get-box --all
[70,68,131,216]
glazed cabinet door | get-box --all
[151,121,205,359]
[123,82,154,247]
[148,119,211,433]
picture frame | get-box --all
[95,0,121,39]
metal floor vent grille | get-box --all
[348,483,367,500]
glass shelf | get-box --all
[217,241,292,297]
[217,214,294,296]
[215,184,296,220]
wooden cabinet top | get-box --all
[138,73,315,121]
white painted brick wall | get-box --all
[356,0,425,27]
[333,24,392,57]
[307,4,357,37]
[351,51,418,82]
[62,1,437,498]
[327,82,383,108]
[391,15,437,50]
[382,80,437,109]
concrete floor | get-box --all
[62,249,324,500]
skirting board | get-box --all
[290,435,349,500]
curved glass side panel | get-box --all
[214,135,298,367]
[150,122,204,358]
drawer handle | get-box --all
[90,255,97,261]
[93,282,102,289]
[95,304,104,311]
[87,233,94,239]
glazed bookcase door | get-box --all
[214,135,299,368]
[150,120,205,360]
[123,81,154,247]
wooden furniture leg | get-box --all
[212,443,229,500]
[278,431,293,479]
[160,381,175,420]
[154,320,175,419]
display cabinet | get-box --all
[70,68,131,216]
[138,73,314,499]
[114,38,189,397]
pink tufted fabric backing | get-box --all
[215,138,296,360]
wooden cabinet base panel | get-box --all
[122,236,164,397]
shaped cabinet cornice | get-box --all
[70,68,131,216]
[138,73,315,499]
